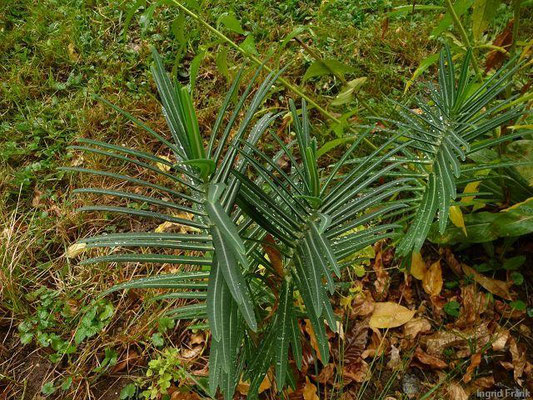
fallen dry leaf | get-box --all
[387,344,402,370]
[303,377,319,400]
[351,291,375,317]
[463,353,481,383]
[112,350,140,373]
[155,212,200,233]
[462,264,512,300]
[424,324,490,357]
[362,329,388,359]
[456,285,490,328]
[442,247,462,275]
[315,363,335,384]
[465,376,495,396]
[65,242,87,258]
[404,318,432,339]
[170,392,201,400]
[495,300,525,318]
[340,320,368,362]
[180,345,203,360]
[262,234,284,278]
[491,329,509,351]
[343,358,370,383]
[237,375,271,395]
[414,347,448,369]
[410,251,427,280]
[156,155,172,172]
[485,20,513,72]
[381,17,389,39]
[447,382,468,400]
[373,242,390,300]
[423,260,443,296]
[190,332,205,346]
[370,302,415,329]
[509,337,527,383]
[304,320,329,363]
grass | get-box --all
[1,0,531,398]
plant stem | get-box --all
[168,0,377,150]
[510,0,521,57]
[444,0,482,80]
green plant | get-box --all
[65,45,529,399]
[18,288,77,362]
[392,47,530,254]
[142,348,186,399]
[227,99,409,396]
[64,47,282,397]
[74,299,114,344]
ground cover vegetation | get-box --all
[1,0,532,399]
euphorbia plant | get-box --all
[65,46,529,399]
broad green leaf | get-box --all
[151,48,191,156]
[122,0,146,41]
[289,312,302,370]
[172,11,186,45]
[506,140,533,185]
[217,13,245,34]
[139,2,157,34]
[429,197,533,244]
[280,26,308,49]
[240,35,258,55]
[405,53,439,92]
[210,225,257,331]
[205,189,247,257]
[207,262,228,341]
[216,46,231,81]
[472,0,502,39]
[274,281,292,389]
[317,136,356,157]
[73,188,205,217]
[77,205,207,229]
[302,59,356,82]
[189,49,206,95]
[81,253,212,266]
[430,0,473,38]
[330,77,367,106]
[310,220,341,277]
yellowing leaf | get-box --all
[462,264,512,300]
[422,260,443,296]
[303,377,319,400]
[331,77,367,106]
[461,181,481,204]
[155,212,200,233]
[369,302,415,329]
[449,206,467,235]
[155,221,174,233]
[237,375,271,395]
[66,242,87,258]
[410,251,427,280]
[156,155,172,172]
[304,319,328,362]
